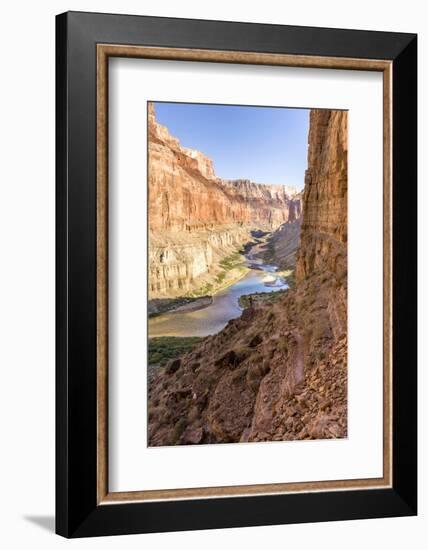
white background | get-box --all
[110,60,383,492]
[0,0,425,548]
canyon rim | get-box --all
[147,102,348,446]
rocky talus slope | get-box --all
[148,109,348,445]
[148,103,300,298]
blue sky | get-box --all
[153,102,310,191]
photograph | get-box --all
[147,101,348,446]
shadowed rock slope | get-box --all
[263,215,302,271]
[148,109,348,445]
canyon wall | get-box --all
[296,110,347,283]
[148,103,300,298]
[296,110,347,341]
[148,109,348,445]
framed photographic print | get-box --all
[56,11,417,537]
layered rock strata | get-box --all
[296,110,347,284]
[148,109,348,445]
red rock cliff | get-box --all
[296,110,347,282]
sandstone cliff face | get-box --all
[296,110,347,342]
[296,110,347,283]
[148,103,300,298]
[149,225,249,297]
[148,109,348,445]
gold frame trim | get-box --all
[96,44,392,505]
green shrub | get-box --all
[148,337,204,366]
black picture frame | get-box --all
[56,11,417,538]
